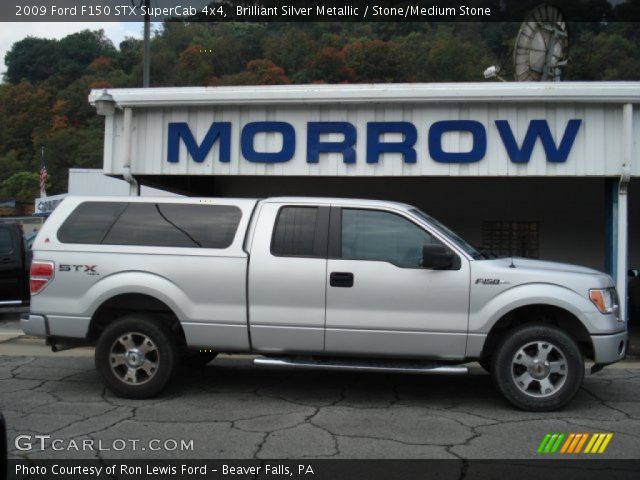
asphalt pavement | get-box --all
[1,314,640,460]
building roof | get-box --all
[89,82,640,108]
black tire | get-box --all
[95,315,178,399]
[491,325,584,411]
[181,350,218,367]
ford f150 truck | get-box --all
[21,196,628,411]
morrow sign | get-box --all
[167,119,582,165]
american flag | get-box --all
[39,146,47,198]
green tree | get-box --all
[118,37,143,73]
[35,128,104,194]
[569,31,640,80]
[343,39,409,83]
[3,37,58,83]
[302,47,354,83]
[220,59,290,85]
[176,45,214,85]
[0,172,39,202]
[0,81,52,158]
[264,28,315,75]
[56,30,117,81]
[4,30,116,86]
[0,151,27,186]
[401,28,493,82]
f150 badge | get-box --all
[59,264,99,276]
[475,278,510,285]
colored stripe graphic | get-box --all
[585,433,614,454]
[539,433,613,454]
[537,434,552,453]
[560,433,575,453]
[537,433,566,453]
[568,433,583,453]
[584,433,599,453]
[574,433,588,453]
[550,433,565,453]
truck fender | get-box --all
[469,283,595,335]
[82,271,189,321]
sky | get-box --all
[0,22,149,77]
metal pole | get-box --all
[143,0,150,87]
[617,104,633,321]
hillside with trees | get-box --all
[1,20,640,198]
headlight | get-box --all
[589,287,618,314]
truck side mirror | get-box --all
[421,244,460,270]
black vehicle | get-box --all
[0,223,31,311]
[0,411,7,477]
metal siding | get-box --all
[108,102,634,178]
[634,110,640,176]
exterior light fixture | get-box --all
[95,89,117,116]
[483,65,507,82]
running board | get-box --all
[253,356,469,375]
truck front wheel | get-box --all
[491,325,584,411]
[95,315,178,399]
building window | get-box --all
[482,221,539,258]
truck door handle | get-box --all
[330,272,354,288]
[0,258,11,264]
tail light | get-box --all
[30,261,54,295]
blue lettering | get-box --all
[495,119,582,163]
[307,122,357,164]
[428,120,487,163]
[366,122,417,164]
[166,119,582,167]
[167,122,230,163]
[241,122,295,163]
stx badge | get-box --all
[59,264,99,275]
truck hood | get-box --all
[502,257,603,276]
[474,257,613,287]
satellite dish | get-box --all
[514,4,569,81]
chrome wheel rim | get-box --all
[510,341,568,398]
[109,332,159,385]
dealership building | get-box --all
[89,82,639,318]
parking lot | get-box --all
[2,315,640,460]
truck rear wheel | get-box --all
[491,325,584,411]
[95,315,178,399]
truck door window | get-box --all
[271,206,328,258]
[0,227,13,253]
[340,209,442,268]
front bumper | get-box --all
[591,331,627,364]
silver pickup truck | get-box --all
[22,196,627,411]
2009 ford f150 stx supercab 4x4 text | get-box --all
[22,197,627,411]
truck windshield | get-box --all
[409,209,483,259]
